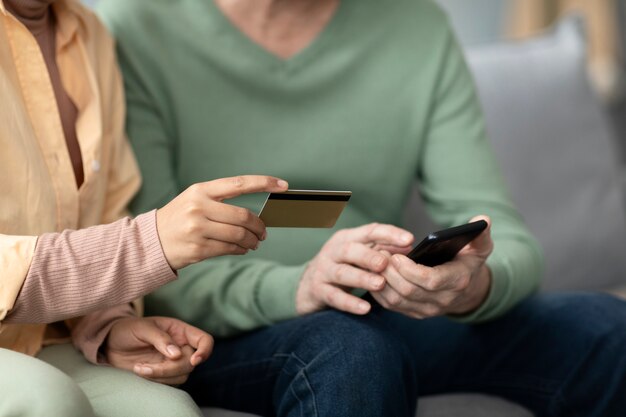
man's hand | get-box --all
[105,317,213,386]
[371,216,493,318]
[296,223,414,316]
[157,175,288,270]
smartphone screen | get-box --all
[407,220,488,267]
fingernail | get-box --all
[371,277,384,288]
[402,233,413,244]
[373,256,385,268]
[392,254,403,266]
[167,344,181,357]
[359,302,370,312]
[277,180,288,188]
[261,231,267,241]
[135,365,153,376]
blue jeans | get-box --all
[182,293,626,417]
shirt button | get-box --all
[91,160,101,172]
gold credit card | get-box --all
[258,190,352,228]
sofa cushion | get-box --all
[202,393,534,417]
[416,394,533,417]
[202,409,257,417]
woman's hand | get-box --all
[105,316,213,386]
[157,175,288,270]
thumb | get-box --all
[137,320,182,360]
[466,215,493,257]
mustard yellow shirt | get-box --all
[0,0,140,354]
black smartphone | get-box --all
[407,220,488,267]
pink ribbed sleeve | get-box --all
[70,303,136,364]
[5,210,176,324]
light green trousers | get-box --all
[0,344,203,417]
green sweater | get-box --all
[97,0,543,337]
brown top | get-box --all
[5,0,83,187]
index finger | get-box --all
[344,223,414,247]
[201,176,289,201]
[183,325,214,366]
[152,318,214,365]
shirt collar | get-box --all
[53,0,84,50]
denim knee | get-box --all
[522,292,626,336]
[273,311,418,417]
[283,310,414,374]
[516,293,626,416]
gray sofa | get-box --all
[204,16,626,417]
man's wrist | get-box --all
[450,264,492,315]
[295,262,316,315]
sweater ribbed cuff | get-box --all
[256,264,306,324]
[450,255,512,324]
[71,303,136,364]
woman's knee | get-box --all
[131,383,201,417]
[37,343,201,417]
[0,348,93,417]
[87,372,202,417]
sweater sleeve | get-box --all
[5,210,176,324]
[70,303,136,364]
[146,259,305,337]
[417,23,543,322]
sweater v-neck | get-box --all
[206,0,347,72]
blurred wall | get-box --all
[435,0,513,45]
